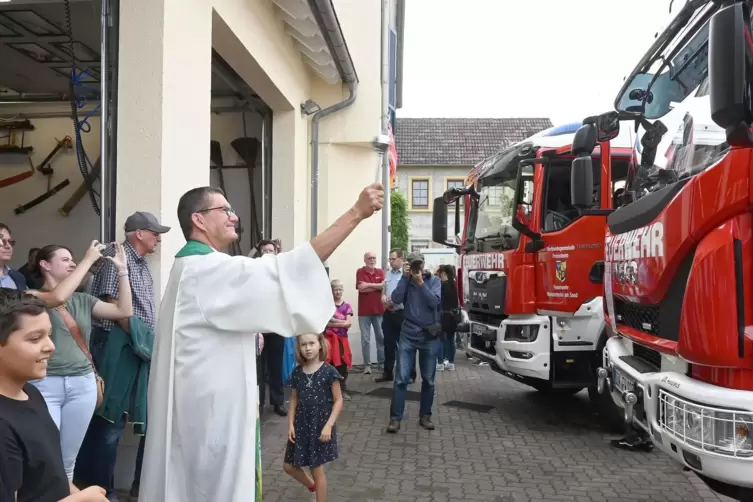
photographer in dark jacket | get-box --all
[437,265,459,372]
[386,252,442,434]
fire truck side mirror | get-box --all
[432,196,448,245]
[709,2,753,145]
[596,111,620,142]
[571,124,596,209]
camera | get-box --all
[410,260,422,274]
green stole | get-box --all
[175,240,263,501]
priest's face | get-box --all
[197,193,240,247]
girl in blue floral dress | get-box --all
[283,333,344,501]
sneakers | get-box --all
[419,416,435,430]
[386,420,401,433]
[436,360,456,371]
[374,373,393,383]
[364,366,372,375]
[610,436,654,452]
[342,391,352,401]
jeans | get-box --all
[442,331,457,363]
[390,331,441,420]
[75,414,145,497]
[31,373,97,480]
[381,310,403,376]
[358,314,385,368]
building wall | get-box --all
[396,164,470,250]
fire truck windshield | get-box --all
[615,0,730,200]
[475,174,517,242]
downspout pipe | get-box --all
[307,0,359,238]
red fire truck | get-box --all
[431,124,630,418]
[591,0,753,498]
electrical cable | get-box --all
[63,0,101,216]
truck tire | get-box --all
[531,381,583,396]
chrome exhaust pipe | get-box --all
[623,391,638,425]
[597,367,608,395]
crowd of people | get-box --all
[0,179,474,502]
[0,182,384,502]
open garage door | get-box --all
[0,0,119,271]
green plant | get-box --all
[390,188,410,253]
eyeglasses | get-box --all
[0,238,16,248]
[197,206,236,218]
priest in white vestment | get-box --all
[139,183,384,502]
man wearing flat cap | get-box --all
[74,211,170,501]
[386,251,442,434]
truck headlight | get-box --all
[504,324,539,342]
[659,390,753,457]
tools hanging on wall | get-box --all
[230,137,262,247]
[59,156,101,217]
[0,119,35,156]
[15,136,73,215]
[210,140,243,256]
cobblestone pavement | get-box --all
[259,357,734,502]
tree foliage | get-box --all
[390,189,410,253]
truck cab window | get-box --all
[542,161,578,232]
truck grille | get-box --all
[633,343,661,370]
[613,298,661,336]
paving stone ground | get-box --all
[259,356,735,502]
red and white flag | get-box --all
[388,123,398,188]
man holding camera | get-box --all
[386,252,442,433]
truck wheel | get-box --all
[589,385,623,432]
[532,382,583,396]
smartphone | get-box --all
[91,243,116,275]
[410,261,421,274]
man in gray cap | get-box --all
[386,251,442,434]
[74,211,170,501]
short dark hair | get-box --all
[177,186,225,240]
[0,289,47,345]
[257,239,276,252]
[0,223,10,235]
[439,264,456,282]
[389,248,404,258]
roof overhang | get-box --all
[271,0,342,84]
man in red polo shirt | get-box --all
[356,251,385,374]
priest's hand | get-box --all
[353,183,384,220]
[319,424,333,442]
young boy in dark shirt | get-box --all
[0,289,108,502]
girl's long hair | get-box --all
[294,333,329,365]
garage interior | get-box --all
[0,0,273,268]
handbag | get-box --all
[422,322,443,339]
[55,305,105,408]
